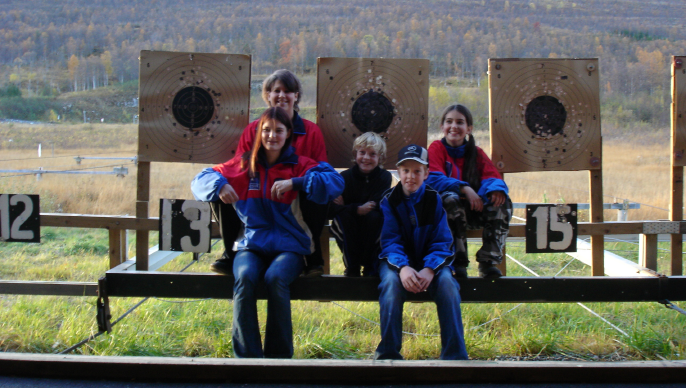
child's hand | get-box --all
[462,186,483,212]
[271,179,293,199]
[333,195,344,206]
[399,266,423,293]
[416,268,435,291]
[356,201,376,215]
[488,191,506,207]
[219,183,239,204]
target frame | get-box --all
[489,58,601,173]
[672,56,686,167]
[138,51,251,164]
[317,57,430,168]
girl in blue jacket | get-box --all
[191,107,343,358]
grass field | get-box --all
[0,121,685,360]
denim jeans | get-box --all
[375,261,469,360]
[232,250,304,358]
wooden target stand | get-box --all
[669,56,686,276]
[489,58,605,275]
[134,51,251,270]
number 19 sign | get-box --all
[0,194,40,243]
[525,204,577,253]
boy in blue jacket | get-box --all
[375,144,468,360]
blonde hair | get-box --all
[352,132,387,167]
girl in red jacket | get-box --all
[425,104,512,278]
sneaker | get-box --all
[209,251,234,275]
[478,262,502,278]
[453,266,469,279]
[302,265,324,278]
[344,268,361,277]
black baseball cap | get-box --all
[396,144,428,166]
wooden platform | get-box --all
[1,353,685,384]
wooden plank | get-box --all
[670,165,684,276]
[42,214,158,230]
[1,353,685,384]
[639,234,658,271]
[589,168,604,276]
[136,161,151,271]
[103,272,686,302]
[0,281,98,296]
[108,229,122,269]
[569,239,658,277]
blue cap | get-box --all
[396,144,429,166]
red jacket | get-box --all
[237,112,328,163]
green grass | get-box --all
[0,230,684,360]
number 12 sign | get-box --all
[0,194,40,243]
[525,204,577,253]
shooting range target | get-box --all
[489,58,601,173]
[672,56,686,167]
[138,51,251,164]
[317,57,430,168]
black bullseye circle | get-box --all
[525,95,567,137]
[351,90,395,133]
[172,86,215,129]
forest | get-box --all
[0,0,685,126]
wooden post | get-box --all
[639,234,658,271]
[136,161,151,271]
[108,229,129,269]
[589,168,604,276]
[670,56,684,276]
[321,227,331,275]
[496,172,507,276]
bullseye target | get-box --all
[489,58,601,173]
[672,56,686,167]
[317,57,430,167]
[138,51,251,164]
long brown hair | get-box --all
[244,107,293,177]
[439,104,480,190]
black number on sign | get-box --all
[525,204,577,253]
[0,194,40,243]
[159,199,211,253]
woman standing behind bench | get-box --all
[209,69,329,277]
[191,107,343,358]
[426,104,512,278]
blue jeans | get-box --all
[375,261,469,360]
[232,250,304,358]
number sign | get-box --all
[0,194,40,243]
[159,199,211,253]
[526,204,577,253]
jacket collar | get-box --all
[292,112,306,135]
[351,164,382,181]
[442,138,466,159]
[389,180,426,207]
[258,146,299,167]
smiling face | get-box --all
[267,80,299,118]
[441,110,473,147]
[355,146,380,174]
[260,119,290,154]
[397,159,429,196]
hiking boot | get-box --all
[210,251,234,275]
[302,265,324,278]
[478,262,502,278]
[344,268,361,277]
[453,265,469,279]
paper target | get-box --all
[317,58,430,168]
[489,58,601,173]
[138,51,251,164]
[672,56,686,167]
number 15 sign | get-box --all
[525,204,577,253]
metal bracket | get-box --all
[643,221,681,234]
[96,277,112,333]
